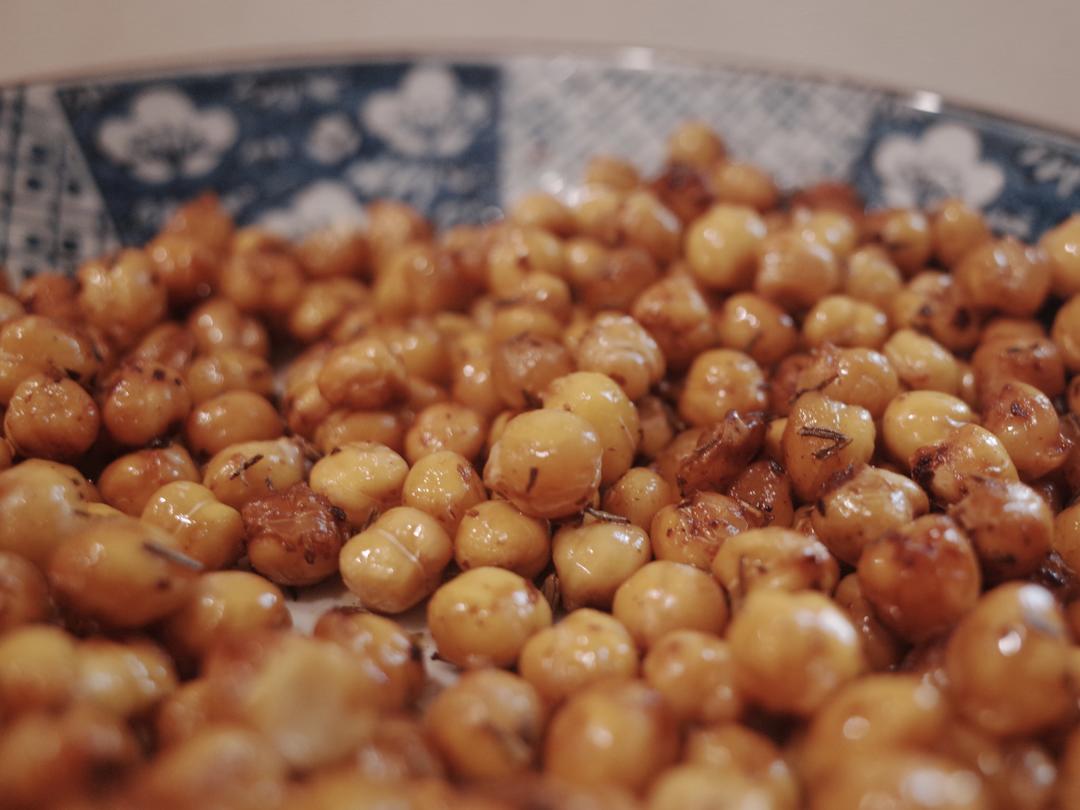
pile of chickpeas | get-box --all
[3,120,1080,810]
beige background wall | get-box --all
[1,0,1078,132]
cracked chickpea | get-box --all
[4,373,99,461]
[402,450,486,535]
[910,423,1018,504]
[651,491,763,571]
[309,441,408,527]
[553,519,651,611]
[455,499,551,579]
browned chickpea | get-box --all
[642,629,741,725]
[931,198,991,268]
[602,467,676,530]
[711,160,779,211]
[573,311,666,399]
[163,192,234,255]
[101,362,191,446]
[1053,500,1080,576]
[667,121,726,169]
[883,328,961,394]
[911,423,1018,503]
[803,295,889,349]
[635,394,677,461]
[971,335,1066,402]
[725,459,793,527]
[810,751,987,810]
[219,237,304,317]
[486,225,565,292]
[340,506,453,614]
[715,292,799,366]
[712,527,839,610]
[1060,726,1080,809]
[768,352,814,415]
[129,322,197,372]
[185,391,282,460]
[99,443,199,516]
[647,161,712,226]
[755,232,841,312]
[316,335,407,411]
[491,333,574,410]
[376,242,473,317]
[3,373,98,461]
[484,409,602,519]
[545,678,678,793]
[685,204,767,291]
[684,723,798,808]
[186,298,269,358]
[864,208,933,274]
[511,191,575,236]
[1053,294,1080,372]
[141,481,244,571]
[428,566,551,668]
[309,441,408,527]
[147,231,217,304]
[0,551,50,632]
[202,437,306,509]
[0,315,101,405]
[811,465,929,565]
[857,514,980,643]
[77,248,167,349]
[893,272,982,352]
[241,482,348,587]
[794,345,900,418]
[844,246,903,311]
[982,316,1046,343]
[782,391,876,501]
[651,491,763,570]
[631,275,716,372]
[572,246,661,312]
[295,222,369,278]
[947,583,1074,736]
[796,209,859,259]
[15,272,79,322]
[519,608,638,704]
[954,237,1051,317]
[48,517,197,628]
[572,184,624,245]
[0,624,77,715]
[349,715,445,782]
[679,348,766,427]
[286,277,369,343]
[450,331,503,419]
[982,380,1070,479]
[403,450,486,535]
[553,519,651,611]
[0,459,97,567]
[366,199,432,269]
[71,637,176,720]
[951,479,1053,583]
[456,499,550,579]
[882,390,976,465]
[313,608,423,711]
[613,560,728,649]
[315,408,406,454]
[185,348,274,404]
[728,589,864,716]
[154,679,215,748]
[937,729,1057,810]
[426,669,544,780]
[833,573,905,671]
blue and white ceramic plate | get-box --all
[2,48,1078,285]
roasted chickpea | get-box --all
[954,237,1051,317]
[3,373,98,461]
[651,491,762,571]
[755,231,841,312]
[782,391,876,501]
[219,238,304,317]
[893,272,982,352]
[0,459,97,567]
[726,459,794,527]
[286,277,369,343]
[636,394,678,459]
[864,208,933,274]
[129,322,196,372]
[455,499,551,579]
[711,160,779,211]
[0,551,50,632]
[794,345,900,418]
[313,608,424,711]
[296,223,369,277]
[101,362,191,446]
[631,275,716,372]
[583,154,640,191]
[685,204,767,291]
[184,391,282,460]
[98,443,199,516]
[48,517,198,628]
[574,311,666,399]
[163,192,234,254]
[679,348,767,427]
[14,272,78,322]
[544,679,679,793]
[667,121,725,169]
[642,629,741,724]
[833,573,905,672]
[711,527,839,610]
[450,331,503,419]
[768,352,814,415]
[0,624,77,715]
[810,751,987,810]
[573,246,661,312]
[308,441,407,530]
[648,764,785,810]
[366,199,432,269]
[0,315,101,404]
[350,715,445,782]
[982,380,1069,479]
[202,437,305,510]
[714,292,798,366]
[602,467,676,530]
[930,198,991,268]
[553,520,652,611]
[316,335,407,411]
[728,589,864,716]
[882,390,976,465]
[617,190,682,264]
[803,295,889,349]
[911,423,1018,503]
[1059,726,1080,809]
[971,335,1066,402]
[950,480,1052,584]
[77,248,167,349]
[376,242,472,317]
[844,246,903,312]
[883,328,962,394]
[315,408,407,454]
[403,401,483,464]
[340,506,453,614]
[185,349,274,405]
[685,723,798,808]
[613,560,728,649]
[187,298,269,358]
[490,333,573,410]
[402,450,486,535]
[72,637,176,719]
[426,670,544,780]
[147,231,217,304]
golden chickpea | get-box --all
[802,295,889,349]
[154,679,214,748]
[946,583,1074,736]
[372,317,451,383]
[648,764,787,810]
[99,443,199,516]
[844,246,903,312]
[0,315,101,404]
[366,199,432,269]
[164,192,234,254]
[893,272,982,352]
[711,160,779,211]
[184,391,282,460]
[1059,727,1080,809]
[613,560,728,649]
[48,517,198,628]
[865,208,933,274]
[426,669,544,780]
[349,715,445,782]
[553,520,651,611]
[0,459,97,567]
[76,248,167,349]
[584,154,640,191]
[376,242,472,318]
[316,335,407,411]
[484,409,602,519]
[911,423,1018,503]
[931,198,991,268]
[297,224,370,278]
[833,573,904,671]
[129,322,196,372]
[857,514,980,643]
[0,624,76,715]
[982,379,1069,479]
[315,408,406,454]
[679,348,767,427]
[573,311,666,400]
[0,293,24,328]
[219,239,304,317]
[491,333,574,410]
[450,331,503,419]
[186,298,269,358]
[618,191,681,264]
[572,184,624,245]
[651,491,763,571]
[642,629,741,725]
[971,335,1066,402]
[602,467,676,530]
[340,506,452,614]
[728,589,863,716]
[685,204,767,291]
[15,272,79,322]
[1052,294,1080,372]
[810,751,987,810]
[782,391,876,501]
[286,277,369,343]
[883,328,961,394]
[711,527,839,610]
[1038,211,1080,297]
[72,637,176,719]
[1053,500,1080,576]
[572,246,660,313]
[147,231,217,303]
[755,231,841,312]
[667,121,725,169]
[519,608,638,704]
[882,390,976,465]
[428,567,551,668]
[685,723,798,808]
[949,479,1052,581]
[954,237,1051,317]
[510,191,575,236]
[313,608,424,711]
[811,465,929,565]
[309,441,408,528]
[102,362,191,446]
[794,345,900,418]
[402,450,486,535]
[631,275,716,372]
[715,292,798,366]
[795,208,859,259]
[185,349,274,405]
[455,499,551,579]
[0,551,50,632]
[544,678,678,793]
[936,732,1056,810]
[202,437,305,509]
[3,373,98,461]
[486,226,565,292]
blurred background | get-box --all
[2,0,1078,131]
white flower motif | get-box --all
[873,123,1005,209]
[305,114,361,165]
[257,181,367,240]
[97,87,237,183]
[361,64,489,158]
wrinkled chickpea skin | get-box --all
[0,119,1078,808]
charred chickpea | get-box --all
[202,437,306,509]
[981,380,1069,479]
[491,332,574,410]
[101,361,191,446]
[793,345,900,418]
[685,204,767,291]
[892,272,982,352]
[954,237,1052,316]
[642,629,742,725]
[544,679,679,793]
[726,458,795,527]
[910,423,1018,503]
[711,527,839,611]
[219,234,305,317]
[630,275,716,371]
[715,292,798,366]
[573,311,666,399]
[651,491,763,571]
[309,441,407,528]
[949,478,1052,581]
[613,560,728,649]
[313,608,424,711]
[728,589,864,717]
[883,328,962,394]
[340,506,453,614]
[833,573,905,672]
[930,198,991,268]
[519,608,638,704]
[553,519,652,611]
[455,499,551,579]
[782,391,876,501]
[0,551,50,631]
[754,231,841,312]
[402,450,486,535]
[186,298,270,358]
[185,348,274,404]
[141,481,244,570]
[98,443,199,515]
[882,390,976,465]
[427,566,552,668]
[679,348,766,427]
[0,459,98,567]
[3,373,98,461]
[185,391,283,459]
[426,670,545,780]
[802,295,889,349]
[844,246,903,311]
[971,335,1066,402]
[0,624,77,715]
[602,467,676,530]
[0,315,101,404]
[76,248,167,349]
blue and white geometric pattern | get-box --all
[1,53,1078,286]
